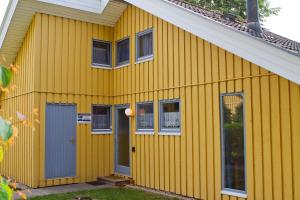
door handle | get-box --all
[70,138,75,144]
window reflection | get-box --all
[221,94,245,192]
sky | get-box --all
[0,0,300,42]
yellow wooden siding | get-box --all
[0,19,36,187]
[0,4,299,200]
[0,13,115,188]
[113,5,300,200]
[32,13,115,187]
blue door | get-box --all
[45,104,77,179]
[115,105,130,176]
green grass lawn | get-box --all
[28,187,178,200]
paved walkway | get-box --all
[14,183,112,199]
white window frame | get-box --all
[135,28,154,63]
[92,39,112,68]
[116,37,130,68]
[220,92,247,197]
[91,104,112,134]
[159,99,181,136]
[136,102,154,134]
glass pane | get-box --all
[161,101,180,130]
[117,108,130,167]
[117,38,129,65]
[137,103,154,130]
[93,41,111,65]
[138,32,153,58]
[222,94,245,191]
[92,106,111,130]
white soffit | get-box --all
[36,0,103,14]
[125,0,300,85]
[0,0,127,65]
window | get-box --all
[92,40,111,67]
[136,102,154,132]
[116,38,130,66]
[92,105,112,133]
[159,99,180,134]
[136,29,153,62]
[221,93,246,195]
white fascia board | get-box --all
[0,0,19,49]
[36,0,105,14]
[125,0,300,85]
[99,0,110,13]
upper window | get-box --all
[116,38,130,66]
[159,99,180,133]
[221,93,246,194]
[92,40,111,67]
[136,29,153,62]
[136,102,154,132]
[92,105,112,133]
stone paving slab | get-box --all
[14,183,112,199]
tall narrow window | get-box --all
[136,102,154,132]
[221,93,246,194]
[116,38,130,66]
[92,105,112,133]
[159,99,180,134]
[92,40,111,67]
[136,29,153,62]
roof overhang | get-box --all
[125,0,300,85]
[0,0,126,65]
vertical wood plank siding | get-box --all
[1,13,115,188]
[32,13,115,187]
[0,5,299,200]
[113,5,300,200]
[0,19,36,187]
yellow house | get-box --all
[0,0,300,200]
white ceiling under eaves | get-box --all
[0,0,127,65]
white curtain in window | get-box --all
[139,33,153,58]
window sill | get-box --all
[136,131,154,135]
[91,132,112,135]
[158,132,181,136]
[221,190,247,199]
[135,56,154,64]
[91,65,112,70]
[115,63,130,69]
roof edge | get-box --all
[125,0,300,85]
[100,0,110,13]
[0,0,18,49]
[36,0,104,14]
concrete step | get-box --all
[98,175,132,186]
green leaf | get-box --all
[0,177,13,200]
[0,117,13,142]
[0,146,3,163]
[0,65,12,88]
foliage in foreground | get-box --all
[185,0,280,22]
[28,188,177,200]
[0,61,38,199]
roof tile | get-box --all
[167,0,300,55]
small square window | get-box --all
[159,100,180,133]
[136,102,154,131]
[116,38,130,66]
[92,40,111,67]
[92,105,112,132]
[136,29,153,61]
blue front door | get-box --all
[45,104,77,179]
[115,105,130,176]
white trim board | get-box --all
[36,0,102,14]
[125,0,300,85]
[0,0,19,48]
